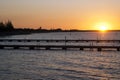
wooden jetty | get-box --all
[0,44,120,51]
[0,39,120,43]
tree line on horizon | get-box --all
[0,21,14,31]
[0,20,66,36]
[0,21,65,32]
[0,21,62,31]
[0,20,86,32]
[0,21,35,36]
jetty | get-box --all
[0,44,120,51]
[0,39,120,51]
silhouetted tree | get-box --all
[5,21,14,30]
[0,22,5,30]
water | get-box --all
[1,32,120,40]
[0,32,120,80]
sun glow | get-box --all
[95,22,111,32]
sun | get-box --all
[99,26,107,31]
[95,22,110,32]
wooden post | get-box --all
[18,40,22,42]
[62,47,67,50]
[29,47,34,50]
[65,36,66,46]
[98,48,102,51]
[27,40,30,42]
[56,40,58,42]
[117,48,120,51]
[0,40,3,42]
[46,40,49,42]
[14,46,19,49]
[80,48,84,51]
[37,40,39,42]
[8,40,12,42]
[46,47,50,50]
[0,46,4,49]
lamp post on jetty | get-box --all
[62,36,67,50]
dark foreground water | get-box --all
[0,50,120,80]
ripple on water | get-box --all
[0,50,120,80]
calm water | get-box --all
[0,32,120,80]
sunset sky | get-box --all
[0,0,120,30]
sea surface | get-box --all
[0,32,120,80]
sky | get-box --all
[0,0,120,30]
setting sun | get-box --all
[94,22,111,31]
[99,26,107,31]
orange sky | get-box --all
[0,0,120,30]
